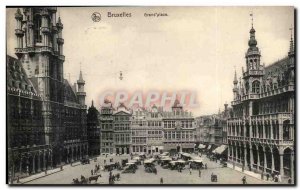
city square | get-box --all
[21,153,275,185]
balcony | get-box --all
[243,70,264,78]
[15,29,24,36]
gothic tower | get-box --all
[242,20,265,117]
[14,8,65,166]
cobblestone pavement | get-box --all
[25,154,278,185]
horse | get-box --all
[89,174,102,183]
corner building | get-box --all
[227,23,295,181]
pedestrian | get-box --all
[266,173,270,181]
[199,169,201,177]
[104,159,106,164]
[242,176,247,184]
[288,177,292,184]
[274,175,278,182]
[160,177,163,184]
[271,172,275,181]
[278,174,282,182]
[205,163,207,169]
[91,169,93,175]
[190,169,192,175]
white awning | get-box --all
[198,144,206,149]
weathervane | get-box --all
[250,11,254,27]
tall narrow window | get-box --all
[34,15,42,43]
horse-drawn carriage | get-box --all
[168,160,186,170]
[189,159,203,170]
[72,175,91,184]
[160,156,172,167]
[144,158,157,173]
[104,163,116,171]
[122,163,137,173]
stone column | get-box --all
[263,120,266,139]
[80,145,82,159]
[43,153,46,171]
[37,153,41,172]
[49,152,53,169]
[231,145,234,161]
[19,157,22,174]
[32,155,35,174]
[271,150,275,172]
[244,146,248,168]
[270,122,274,139]
[71,147,74,162]
[235,146,238,162]
[250,147,253,171]
[279,154,284,176]
[291,152,294,183]
[257,150,260,171]
[240,146,243,163]
[263,150,267,173]
[66,149,69,163]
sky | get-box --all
[6,6,294,116]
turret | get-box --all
[288,27,295,84]
[77,70,86,106]
[15,8,24,53]
[233,69,238,100]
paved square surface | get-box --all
[24,154,275,185]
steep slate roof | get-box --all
[6,55,38,95]
[64,79,78,102]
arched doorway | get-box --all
[252,144,258,170]
[283,147,292,177]
[265,146,272,174]
[258,145,264,172]
[272,147,280,173]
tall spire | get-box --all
[91,100,94,107]
[233,67,238,85]
[78,63,85,83]
[289,26,294,56]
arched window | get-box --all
[252,80,260,93]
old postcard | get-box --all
[6,6,295,185]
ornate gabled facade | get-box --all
[162,99,196,154]
[7,7,88,181]
[113,103,132,154]
[227,23,295,182]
